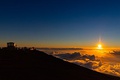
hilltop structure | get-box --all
[7,42,15,48]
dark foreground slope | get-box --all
[0,48,119,80]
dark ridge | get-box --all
[0,48,119,80]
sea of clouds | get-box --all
[47,50,120,77]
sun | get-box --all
[96,36,103,50]
[97,44,103,49]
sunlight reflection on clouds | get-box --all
[40,49,120,76]
[53,50,120,76]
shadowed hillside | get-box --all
[0,48,119,80]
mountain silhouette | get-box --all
[0,48,119,80]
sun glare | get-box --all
[97,44,103,49]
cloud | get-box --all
[55,52,101,69]
[50,51,120,77]
[55,52,81,60]
[95,63,120,76]
[55,52,96,61]
[110,50,120,55]
[68,59,102,69]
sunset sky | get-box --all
[0,0,120,48]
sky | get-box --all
[0,0,120,48]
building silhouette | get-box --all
[7,42,15,48]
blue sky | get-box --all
[0,0,120,47]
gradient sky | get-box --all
[0,0,120,48]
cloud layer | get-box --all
[53,51,120,77]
